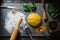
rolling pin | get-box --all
[41,0,47,21]
[10,18,23,40]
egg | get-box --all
[35,26,47,33]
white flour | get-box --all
[4,11,26,33]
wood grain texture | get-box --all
[10,18,23,40]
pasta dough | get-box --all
[27,12,42,27]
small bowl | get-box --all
[47,19,59,33]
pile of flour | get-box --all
[4,11,26,33]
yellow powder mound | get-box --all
[35,26,47,33]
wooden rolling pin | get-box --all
[10,18,23,40]
[41,0,47,21]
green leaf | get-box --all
[23,2,36,12]
[53,13,59,18]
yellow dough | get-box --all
[27,12,42,27]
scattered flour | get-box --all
[4,11,26,33]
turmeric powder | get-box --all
[35,26,47,33]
